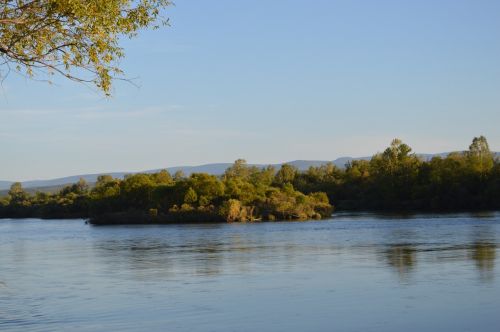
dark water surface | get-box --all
[1,213,499,331]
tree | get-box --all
[92,175,120,199]
[274,164,298,186]
[367,139,421,204]
[173,170,185,181]
[187,173,224,203]
[0,0,172,95]
[121,173,154,207]
[218,199,243,222]
[152,170,173,185]
[60,177,88,196]
[224,159,252,180]
[183,187,198,205]
[8,181,29,205]
[379,138,414,173]
[467,136,494,175]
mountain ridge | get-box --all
[1,152,499,191]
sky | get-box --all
[1,0,500,181]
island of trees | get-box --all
[0,136,499,224]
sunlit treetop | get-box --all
[0,0,172,95]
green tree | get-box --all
[60,178,89,197]
[274,164,298,186]
[173,170,185,181]
[467,136,494,176]
[219,199,244,222]
[368,139,421,203]
[152,170,173,185]
[224,159,252,180]
[75,178,89,194]
[373,138,414,175]
[187,173,224,204]
[184,187,198,205]
[121,173,154,207]
[92,175,121,199]
[8,182,30,206]
[0,0,172,95]
[0,194,9,207]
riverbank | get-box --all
[4,206,500,226]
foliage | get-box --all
[292,136,500,211]
[0,0,172,95]
[467,136,494,175]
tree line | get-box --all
[0,136,498,223]
[0,159,333,223]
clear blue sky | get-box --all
[1,0,499,181]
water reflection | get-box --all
[378,228,419,281]
[384,245,417,281]
[90,221,499,285]
[469,225,497,283]
[471,242,496,282]
[373,224,499,283]
[94,237,227,279]
[92,230,343,280]
[382,242,497,284]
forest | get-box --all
[1,136,499,224]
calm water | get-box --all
[1,213,499,332]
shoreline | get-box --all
[2,209,499,226]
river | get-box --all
[1,212,499,331]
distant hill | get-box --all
[0,181,13,189]
[0,161,334,191]
[1,152,498,192]
[0,159,349,191]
